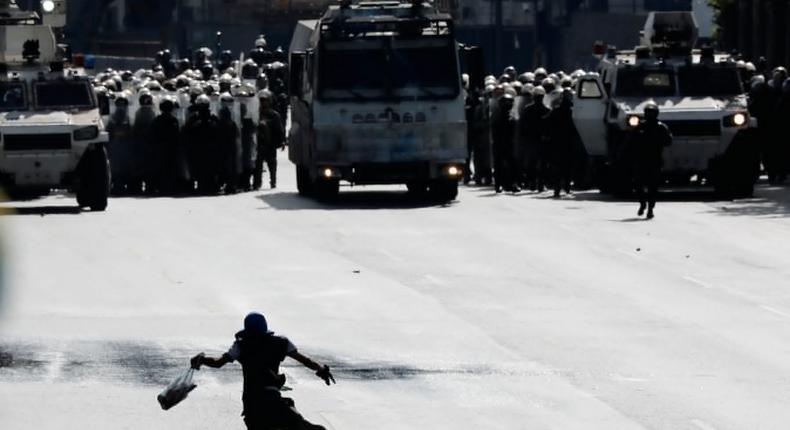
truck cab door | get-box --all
[572,76,608,157]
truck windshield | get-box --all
[319,38,460,101]
[33,81,95,109]
[0,83,26,111]
[678,66,743,96]
[615,69,676,97]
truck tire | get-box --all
[77,146,110,211]
[313,178,339,201]
[429,180,458,202]
[296,165,312,196]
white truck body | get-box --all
[288,1,466,199]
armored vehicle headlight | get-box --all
[42,0,56,12]
[627,115,640,128]
[73,126,99,141]
[723,112,748,127]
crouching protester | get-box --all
[191,312,335,430]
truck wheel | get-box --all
[296,165,312,196]
[429,180,458,202]
[313,178,339,201]
[77,146,111,211]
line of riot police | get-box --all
[465,66,588,197]
[92,35,289,196]
[739,59,790,184]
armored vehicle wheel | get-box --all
[313,178,339,201]
[77,146,111,211]
[406,181,428,196]
[296,165,312,196]
[710,151,757,200]
[429,180,458,202]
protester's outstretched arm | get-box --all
[191,352,231,370]
[289,351,336,385]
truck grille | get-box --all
[3,134,72,151]
[663,120,721,137]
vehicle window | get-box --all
[34,81,94,109]
[615,69,676,97]
[318,38,459,101]
[578,80,603,98]
[678,66,743,96]
[0,83,26,111]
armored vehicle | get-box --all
[0,0,110,210]
[573,11,758,197]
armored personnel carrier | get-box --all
[0,0,110,210]
[573,11,758,197]
[288,1,467,201]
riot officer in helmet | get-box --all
[184,95,221,194]
[217,92,241,194]
[628,101,672,219]
[520,86,550,191]
[255,89,285,190]
[491,89,519,193]
[543,89,582,198]
[148,97,182,194]
[134,91,157,194]
[107,95,134,195]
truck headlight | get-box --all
[42,0,56,12]
[627,115,640,128]
[73,126,99,141]
[723,112,748,127]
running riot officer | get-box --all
[628,101,672,219]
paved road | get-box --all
[2,154,790,429]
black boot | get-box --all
[638,202,646,216]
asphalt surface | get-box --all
[1,153,790,429]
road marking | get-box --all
[424,275,448,286]
[683,276,714,290]
[760,305,790,319]
[691,419,718,430]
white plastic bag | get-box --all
[157,367,197,410]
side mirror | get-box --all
[289,51,305,99]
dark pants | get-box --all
[243,393,325,430]
[493,145,515,190]
[254,147,277,188]
[634,167,661,208]
[552,160,572,195]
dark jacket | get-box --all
[629,120,673,170]
[257,109,285,153]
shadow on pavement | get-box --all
[0,205,82,216]
[703,185,790,218]
[566,188,723,203]
[258,190,455,210]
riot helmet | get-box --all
[139,91,154,106]
[159,97,175,113]
[644,101,659,122]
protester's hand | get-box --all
[316,365,335,385]
[191,353,205,370]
